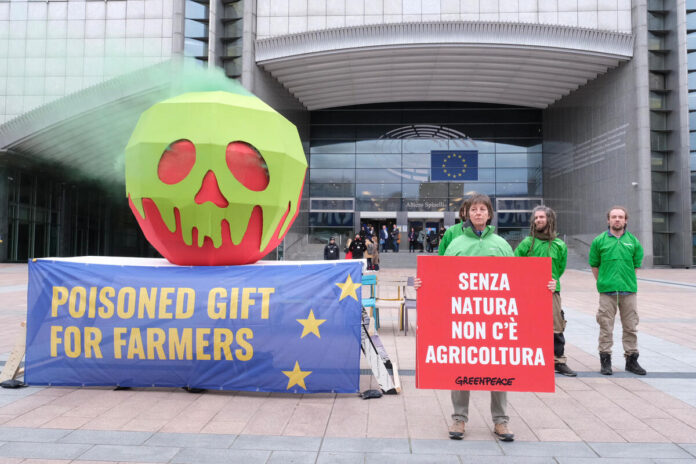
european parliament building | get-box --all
[0,0,694,267]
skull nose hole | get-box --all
[195,170,229,208]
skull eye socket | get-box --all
[158,140,196,185]
[225,141,270,191]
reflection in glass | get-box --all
[310,169,355,183]
[402,138,449,153]
[310,154,355,169]
[310,140,356,154]
[309,183,355,197]
[402,183,448,199]
[402,153,431,168]
[356,139,402,153]
[356,169,404,183]
[356,154,401,168]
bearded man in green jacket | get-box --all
[514,206,576,377]
[589,206,646,376]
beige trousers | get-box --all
[596,293,639,355]
[451,390,509,424]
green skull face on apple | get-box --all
[125,91,307,265]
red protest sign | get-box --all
[416,256,554,392]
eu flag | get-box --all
[431,150,478,181]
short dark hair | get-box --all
[607,206,628,221]
[459,192,494,224]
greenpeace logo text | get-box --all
[455,376,515,386]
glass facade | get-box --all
[308,102,542,242]
[687,6,696,262]
[3,166,154,262]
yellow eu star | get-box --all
[335,274,361,301]
[297,309,326,338]
[282,361,312,390]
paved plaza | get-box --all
[0,259,695,463]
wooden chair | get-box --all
[361,274,379,331]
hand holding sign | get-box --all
[415,256,554,392]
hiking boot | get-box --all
[494,423,515,442]
[625,353,647,375]
[599,352,612,375]
[448,420,466,440]
[554,362,577,377]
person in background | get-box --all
[323,236,340,260]
[417,228,427,252]
[349,233,366,260]
[409,227,417,253]
[391,225,400,252]
[589,206,646,376]
[380,225,390,253]
[364,236,376,270]
[514,206,576,377]
[344,236,353,260]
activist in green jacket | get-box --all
[425,193,515,443]
[513,206,576,377]
[514,236,567,291]
[442,224,513,257]
[588,229,644,293]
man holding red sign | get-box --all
[415,193,555,442]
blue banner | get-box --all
[431,150,478,181]
[25,259,362,393]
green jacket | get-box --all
[514,236,567,291]
[441,224,513,257]
[588,230,644,293]
[438,223,466,256]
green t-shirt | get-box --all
[442,225,513,257]
[514,236,567,292]
[588,230,644,293]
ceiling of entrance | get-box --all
[256,22,634,110]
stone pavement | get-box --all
[1,262,696,463]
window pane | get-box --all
[309,183,355,197]
[356,139,401,153]
[496,183,531,196]
[402,139,449,154]
[310,140,356,154]
[403,154,432,168]
[448,182,496,199]
[402,183,448,199]
[310,154,355,168]
[356,154,401,168]
[356,169,404,183]
[356,183,401,200]
[310,169,355,183]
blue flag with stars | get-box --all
[431,150,478,181]
[25,258,362,393]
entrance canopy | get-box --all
[256,22,633,110]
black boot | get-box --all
[625,353,647,375]
[599,352,612,375]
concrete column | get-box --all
[0,166,8,262]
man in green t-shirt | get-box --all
[589,206,646,376]
[514,206,576,377]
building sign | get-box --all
[415,256,553,392]
[25,258,362,393]
[404,200,447,211]
[430,150,478,181]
